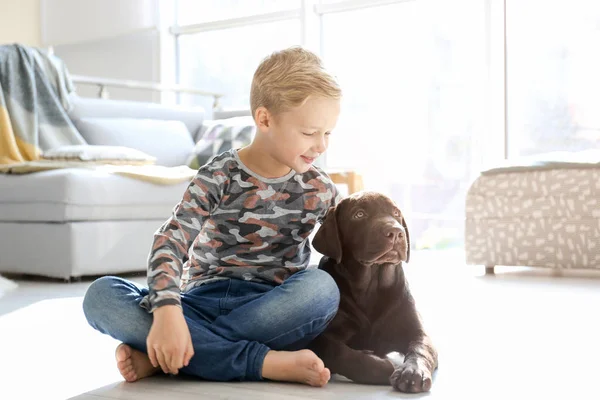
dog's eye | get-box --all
[393,209,400,217]
[353,211,365,219]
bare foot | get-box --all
[115,343,160,382]
[261,349,330,387]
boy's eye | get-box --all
[302,131,332,136]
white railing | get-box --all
[70,74,225,111]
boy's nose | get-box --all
[313,136,327,153]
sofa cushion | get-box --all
[187,116,255,169]
[42,145,156,165]
[74,118,195,167]
[0,168,190,222]
[67,94,205,140]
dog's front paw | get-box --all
[390,361,432,393]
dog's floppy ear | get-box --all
[401,215,411,263]
[312,206,342,264]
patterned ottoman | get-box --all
[465,154,600,273]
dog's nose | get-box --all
[383,225,403,242]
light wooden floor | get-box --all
[2,250,600,400]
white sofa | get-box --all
[0,95,253,280]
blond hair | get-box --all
[250,46,341,118]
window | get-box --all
[507,0,600,157]
[176,0,300,25]
[177,20,301,112]
[322,0,486,249]
[172,0,490,250]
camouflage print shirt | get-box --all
[140,149,341,312]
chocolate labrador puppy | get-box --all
[309,191,438,393]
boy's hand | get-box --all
[147,305,194,374]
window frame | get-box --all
[168,0,509,167]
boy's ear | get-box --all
[312,206,342,264]
[255,106,270,132]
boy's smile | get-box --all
[300,155,316,165]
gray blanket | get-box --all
[0,44,85,164]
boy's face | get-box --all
[259,96,341,174]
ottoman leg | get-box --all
[485,265,495,275]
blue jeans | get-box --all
[82,268,340,382]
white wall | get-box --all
[40,0,164,102]
[53,31,161,102]
[0,0,41,46]
[40,0,158,46]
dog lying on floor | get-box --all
[309,191,438,393]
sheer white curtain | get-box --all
[506,0,600,157]
[322,0,487,249]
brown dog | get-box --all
[309,191,438,393]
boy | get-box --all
[83,46,343,387]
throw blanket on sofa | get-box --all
[0,44,195,185]
[0,161,197,185]
[0,44,85,164]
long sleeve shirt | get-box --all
[140,149,341,312]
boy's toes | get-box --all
[115,343,132,362]
[320,368,331,386]
[117,358,131,367]
[115,343,139,381]
[114,342,159,382]
[311,356,325,372]
[117,359,132,373]
[124,372,137,382]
